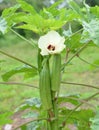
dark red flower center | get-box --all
[47,44,55,51]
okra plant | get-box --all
[0,0,99,130]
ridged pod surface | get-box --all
[51,54,61,91]
[39,60,52,110]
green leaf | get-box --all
[58,94,80,107]
[0,60,6,63]
[2,65,37,81]
[60,108,94,130]
[20,121,41,130]
[68,0,84,19]
[90,59,99,70]
[45,0,64,18]
[48,0,64,11]
[90,6,99,18]
[17,24,39,34]
[17,0,37,15]
[22,111,38,119]
[15,13,66,34]
[15,97,41,112]
[0,112,13,125]
[1,4,20,28]
[63,24,72,37]
[0,17,7,34]
[25,98,41,108]
[81,19,99,46]
[2,4,20,17]
[20,125,27,130]
[66,33,82,52]
[90,107,99,130]
[14,14,44,33]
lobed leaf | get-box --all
[90,6,99,18]
[0,112,13,125]
[17,0,37,15]
[2,65,38,81]
[90,108,99,130]
[15,98,41,112]
[0,17,7,34]
[58,94,80,106]
[60,108,94,130]
[21,121,40,130]
[66,33,82,52]
[68,0,84,19]
[90,59,99,70]
[81,19,99,46]
[2,4,20,17]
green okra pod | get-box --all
[51,54,61,92]
[39,59,52,110]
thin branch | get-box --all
[66,42,89,64]
[62,42,89,70]
[66,97,96,109]
[14,118,48,130]
[64,28,83,63]
[0,50,37,69]
[61,81,99,90]
[77,55,99,67]
[65,48,70,62]
[0,82,38,89]
[9,28,36,47]
[86,92,99,101]
[62,92,99,127]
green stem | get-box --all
[0,82,38,89]
[61,81,99,90]
[0,50,37,69]
[77,55,99,67]
[66,96,96,109]
[9,28,36,47]
[65,28,83,41]
[50,54,61,130]
[14,118,48,130]
[62,42,89,70]
[51,92,59,130]
[61,92,99,128]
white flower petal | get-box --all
[38,30,66,55]
[38,35,48,49]
[55,37,66,52]
[40,49,49,56]
[46,30,61,44]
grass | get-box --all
[0,33,99,128]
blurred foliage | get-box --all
[86,0,99,6]
[0,3,99,116]
[0,0,99,47]
[0,0,99,12]
[90,107,99,130]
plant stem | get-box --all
[0,50,37,69]
[62,42,89,71]
[51,92,59,130]
[61,92,99,128]
[0,82,38,89]
[66,96,96,109]
[77,55,99,67]
[61,81,99,90]
[65,48,70,62]
[14,118,48,130]
[67,92,99,120]
[9,28,36,47]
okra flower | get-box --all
[4,124,12,130]
[38,31,65,56]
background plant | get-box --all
[0,0,99,130]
